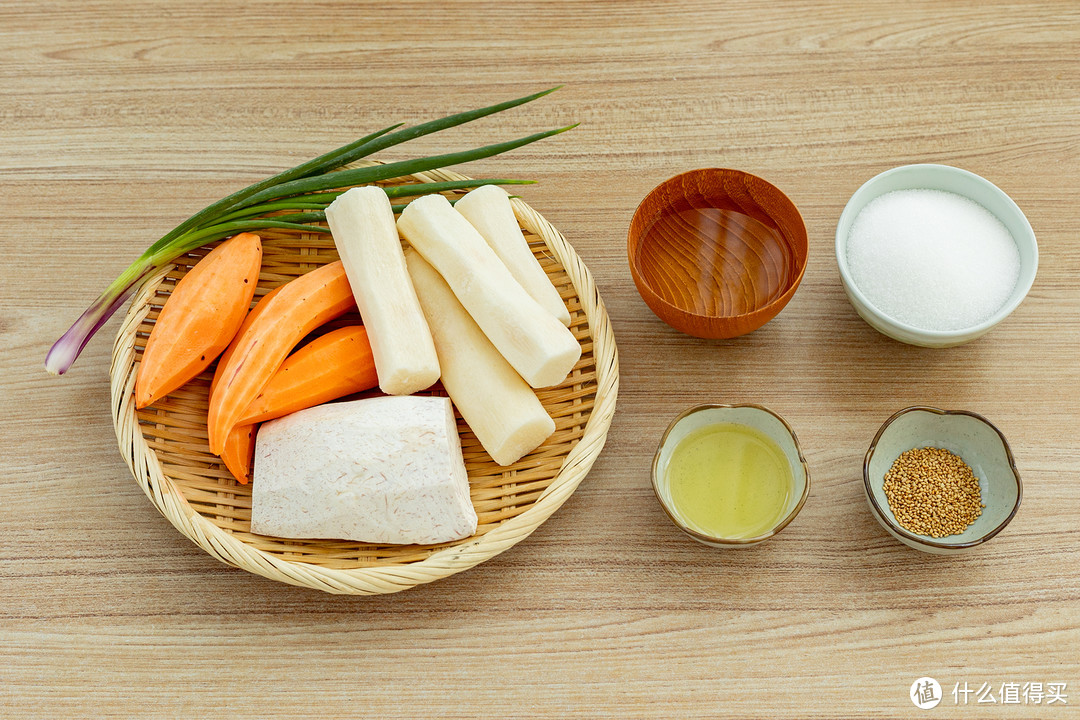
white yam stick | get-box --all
[454,185,572,326]
[397,194,581,389]
[325,186,439,395]
[406,249,555,466]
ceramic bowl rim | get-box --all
[862,405,1024,549]
[834,163,1038,341]
[628,168,809,325]
[651,403,811,545]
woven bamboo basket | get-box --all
[110,164,619,594]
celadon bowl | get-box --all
[863,407,1022,554]
[835,164,1037,347]
[652,404,810,547]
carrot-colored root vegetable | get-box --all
[210,284,283,397]
[209,285,283,483]
[237,325,378,425]
[220,423,257,484]
[135,232,262,409]
[207,260,355,454]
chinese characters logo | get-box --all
[911,677,942,709]
[909,677,1068,709]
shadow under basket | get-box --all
[110,165,619,595]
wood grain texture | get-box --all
[628,168,807,338]
[2,0,1079,717]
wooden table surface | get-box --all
[3,2,1079,718]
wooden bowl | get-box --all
[627,168,808,339]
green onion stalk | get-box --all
[45,87,572,375]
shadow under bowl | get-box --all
[863,406,1022,554]
[628,168,808,339]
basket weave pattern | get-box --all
[110,167,619,594]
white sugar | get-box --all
[846,189,1020,331]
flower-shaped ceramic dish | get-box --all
[835,164,1038,347]
[628,169,808,339]
[652,404,810,547]
[863,406,1022,554]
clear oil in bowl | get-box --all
[663,422,793,539]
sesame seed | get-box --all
[882,447,983,538]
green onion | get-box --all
[236,126,574,207]
[143,123,403,259]
[45,88,569,375]
[209,178,536,226]
[276,86,560,183]
[193,218,333,234]
[212,202,330,225]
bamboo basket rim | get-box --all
[110,164,619,595]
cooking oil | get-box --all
[663,422,793,539]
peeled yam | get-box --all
[325,186,439,395]
[397,194,580,388]
[406,250,555,466]
[454,185,571,326]
[251,396,476,545]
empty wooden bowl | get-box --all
[628,168,808,338]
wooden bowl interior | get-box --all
[628,169,807,337]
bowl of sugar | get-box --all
[835,164,1037,347]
